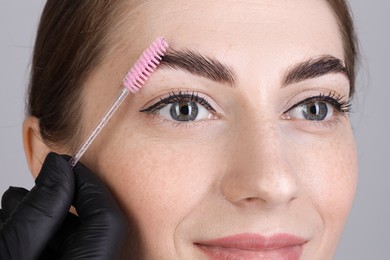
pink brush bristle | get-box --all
[68,37,168,167]
[123,37,169,93]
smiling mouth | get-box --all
[194,233,306,260]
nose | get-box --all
[220,120,299,208]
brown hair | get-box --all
[27,0,358,147]
[27,0,124,149]
[326,0,359,96]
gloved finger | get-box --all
[0,210,6,224]
[1,187,29,219]
[0,152,75,260]
[39,212,80,260]
[60,159,127,259]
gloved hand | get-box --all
[0,152,127,260]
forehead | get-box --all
[112,0,343,78]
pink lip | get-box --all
[195,233,306,260]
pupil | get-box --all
[180,105,190,115]
[309,104,318,115]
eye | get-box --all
[283,93,351,122]
[140,91,217,122]
[159,101,212,121]
[287,101,333,121]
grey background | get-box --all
[0,1,389,259]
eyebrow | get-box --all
[159,50,348,88]
[160,48,236,86]
[283,55,349,86]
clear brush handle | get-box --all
[69,87,130,167]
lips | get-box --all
[195,233,306,260]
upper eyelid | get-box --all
[284,94,351,114]
[140,91,216,113]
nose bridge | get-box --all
[220,115,298,208]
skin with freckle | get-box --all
[40,0,357,259]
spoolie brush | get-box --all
[69,37,169,167]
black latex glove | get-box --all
[0,152,127,260]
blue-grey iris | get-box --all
[302,102,328,121]
[170,101,199,121]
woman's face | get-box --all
[80,0,358,258]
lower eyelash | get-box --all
[143,112,215,130]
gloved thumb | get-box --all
[0,152,75,260]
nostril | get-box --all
[244,197,265,203]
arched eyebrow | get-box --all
[160,48,236,86]
[283,55,349,86]
[159,50,348,88]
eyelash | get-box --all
[140,90,216,114]
[283,91,351,115]
[139,90,351,126]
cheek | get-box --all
[91,131,222,249]
[309,136,357,218]
[297,127,358,250]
